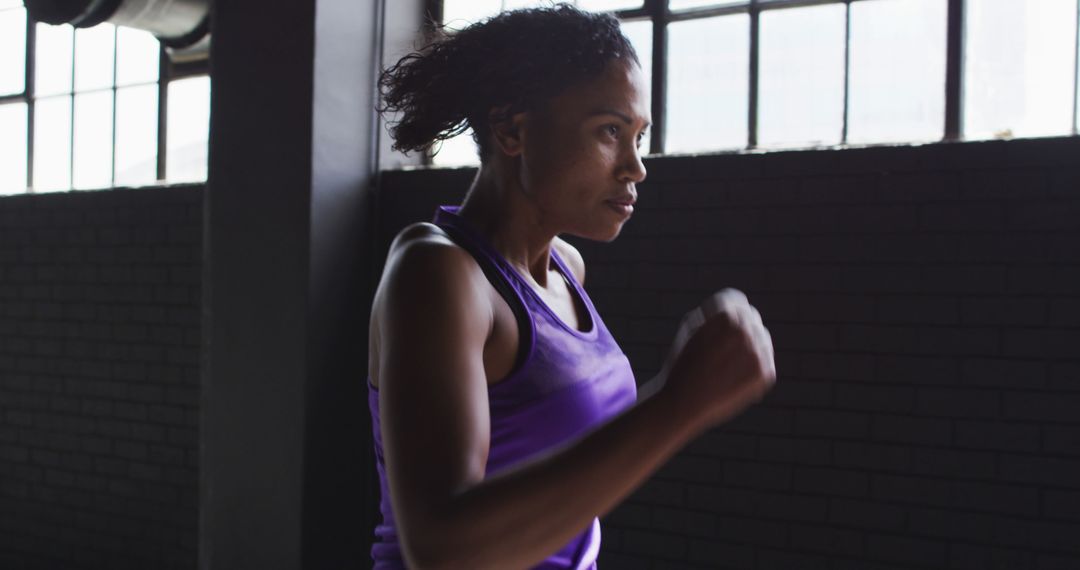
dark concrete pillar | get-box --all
[201,0,381,568]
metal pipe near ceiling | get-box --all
[23,0,210,49]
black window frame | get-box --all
[429,0,1080,161]
[0,7,210,193]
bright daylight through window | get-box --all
[0,1,210,195]
[430,0,1080,167]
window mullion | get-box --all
[841,0,850,144]
[1073,0,1079,135]
[944,0,964,141]
[748,0,759,149]
[648,0,667,155]
[68,24,76,190]
[26,13,35,191]
[110,25,117,186]
[158,45,167,181]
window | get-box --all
[432,0,1080,166]
[0,3,211,195]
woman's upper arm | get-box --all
[374,231,494,565]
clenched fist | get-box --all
[654,289,777,432]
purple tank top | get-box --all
[367,205,638,569]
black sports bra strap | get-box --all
[437,223,532,372]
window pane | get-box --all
[74,23,115,92]
[431,129,479,168]
[666,14,749,153]
[0,7,26,96]
[758,4,846,148]
[35,23,74,96]
[965,0,1078,139]
[442,0,501,30]
[115,84,159,187]
[577,0,643,11]
[0,102,27,194]
[33,95,72,192]
[503,0,557,9]
[670,0,743,11]
[848,0,946,144]
[0,1,24,8]
[73,90,114,189]
[116,26,160,86]
[166,75,210,183]
[620,18,652,151]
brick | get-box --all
[766,379,833,409]
[714,515,789,548]
[794,409,871,439]
[788,523,863,557]
[961,296,1047,326]
[652,507,714,538]
[878,296,960,325]
[992,517,1080,553]
[632,479,685,507]
[755,491,828,522]
[725,407,793,436]
[1044,425,1080,456]
[620,528,687,558]
[792,466,869,498]
[877,354,960,385]
[1003,391,1080,423]
[871,414,952,446]
[955,420,1039,453]
[800,352,874,382]
[1004,328,1080,359]
[756,436,831,466]
[684,431,758,459]
[999,454,1080,488]
[723,461,792,491]
[1039,553,1080,570]
[865,533,948,567]
[656,454,724,484]
[834,383,913,413]
[906,446,996,479]
[1006,266,1080,296]
[687,538,755,568]
[686,485,756,516]
[1048,362,1080,391]
[757,548,832,570]
[914,386,1000,418]
[799,292,877,322]
[871,474,953,507]
[1043,489,1080,521]
[962,357,1046,389]
[950,543,1035,570]
[828,498,905,531]
[952,481,1039,517]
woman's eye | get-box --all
[604,124,620,138]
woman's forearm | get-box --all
[408,388,704,569]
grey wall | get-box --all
[0,185,203,570]
[376,136,1080,570]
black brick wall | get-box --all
[377,136,1080,570]
[0,185,202,570]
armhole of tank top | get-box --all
[437,224,533,374]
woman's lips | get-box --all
[606,200,634,217]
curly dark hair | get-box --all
[378,4,640,161]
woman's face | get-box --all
[515,58,651,242]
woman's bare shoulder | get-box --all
[553,237,586,285]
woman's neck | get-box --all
[458,165,559,287]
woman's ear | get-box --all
[489,105,527,157]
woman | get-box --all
[369,5,776,569]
